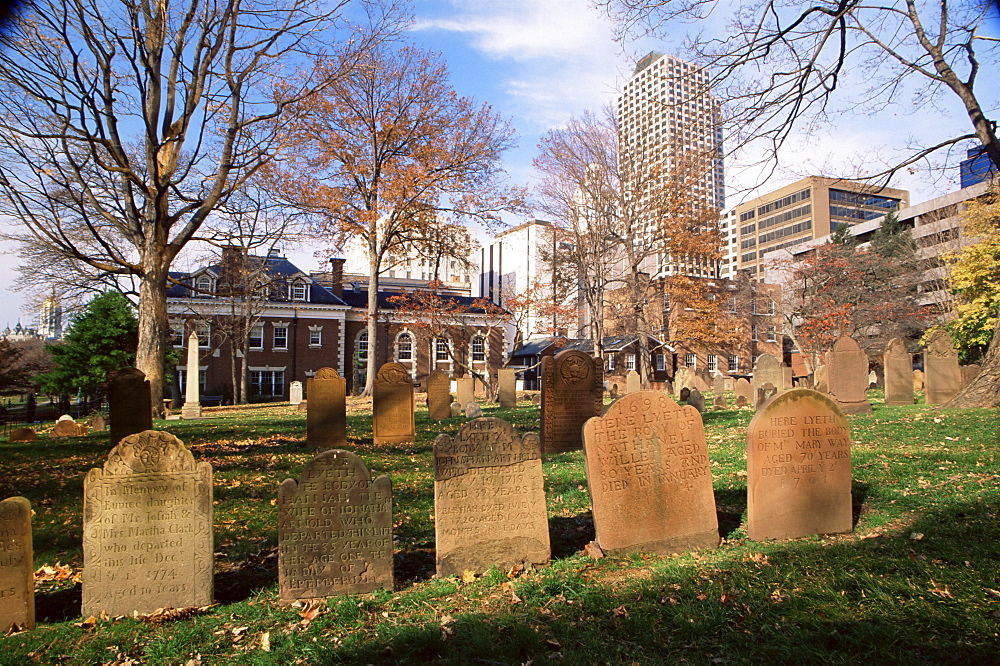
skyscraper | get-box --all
[617,51,725,279]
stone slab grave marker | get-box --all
[8,428,36,442]
[756,382,777,408]
[883,337,914,406]
[434,417,549,576]
[583,391,718,555]
[961,364,981,388]
[427,369,452,420]
[734,378,752,406]
[464,401,483,418]
[307,368,347,448]
[82,430,213,616]
[278,449,392,600]
[450,401,462,417]
[752,354,783,398]
[912,369,925,391]
[289,381,303,406]
[679,387,691,403]
[181,331,202,419]
[712,374,725,400]
[372,362,415,444]
[747,389,852,540]
[827,335,873,414]
[497,368,517,409]
[814,364,829,393]
[540,349,603,454]
[0,496,33,631]
[687,387,705,413]
[673,367,692,397]
[90,414,106,431]
[924,329,961,405]
[455,378,475,410]
[736,395,748,408]
[108,367,152,446]
[626,369,641,394]
[52,418,81,437]
[782,367,793,390]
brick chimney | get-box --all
[329,257,345,297]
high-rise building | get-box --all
[617,51,725,279]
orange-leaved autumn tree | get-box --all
[271,43,526,395]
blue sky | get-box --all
[1,0,997,328]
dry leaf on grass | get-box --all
[139,606,214,625]
[34,561,74,581]
[439,614,456,640]
[461,569,476,583]
[501,581,522,604]
[260,632,271,652]
[929,580,953,599]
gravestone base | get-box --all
[833,399,874,415]
[181,404,203,419]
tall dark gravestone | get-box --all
[306,367,347,448]
[433,418,549,576]
[0,497,34,631]
[826,336,872,414]
[82,431,213,616]
[108,367,152,445]
[540,349,603,454]
[372,363,415,444]
[278,450,392,600]
[747,389,853,540]
[427,369,452,420]
[883,337,914,406]
[583,391,719,555]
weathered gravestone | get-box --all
[289,381,303,406]
[497,368,517,409]
[756,382,777,409]
[307,368,347,449]
[52,419,81,437]
[0,496,33,631]
[782,367,794,390]
[427,369,452,420]
[182,331,202,419]
[868,371,878,389]
[687,387,705,413]
[752,354,783,397]
[924,330,961,405]
[714,393,727,409]
[712,374,725,399]
[734,378,752,406]
[673,367,692,397]
[434,418,549,576]
[961,364,982,388]
[540,349,603,454]
[912,369,925,391]
[90,414,106,431]
[455,378,475,410]
[278,450,392,601]
[679,387,691,403]
[814,364,829,393]
[736,395,748,408]
[583,391,718,555]
[884,337,914,406]
[82,430,213,616]
[450,401,462,417]
[8,428,36,442]
[297,400,308,414]
[826,336,873,414]
[690,373,710,393]
[108,367,152,446]
[747,389,852,540]
[626,370,641,394]
[372,363,415,444]
[464,402,483,419]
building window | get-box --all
[178,368,207,394]
[607,355,616,372]
[195,275,213,296]
[356,331,368,363]
[766,326,777,342]
[766,298,775,315]
[728,355,739,372]
[751,324,759,341]
[470,335,486,362]
[308,326,322,347]
[685,353,696,369]
[435,337,450,362]
[169,322,184,348]
[291,283,308,301]
[249,324,264,350]
[397,333,413,361]
[707,354,717,373]
[727,296,737,312]
[250,370,285,397]
[273,326,288,350]
[195,323,210,349]
[626,354,636,370]
[654,353,665,371]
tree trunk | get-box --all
[136,262,169,419]
[943,305,1000,408]
[362,254,381,397]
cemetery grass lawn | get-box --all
[1,397,999,664]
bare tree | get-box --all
[0,0,403,412]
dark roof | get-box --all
[509,336,592,358]
[602,334,663,352]
[166,256,347,306]
[337,287,496,314]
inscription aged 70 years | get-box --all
[747,389,853,540]
[434,418,549,577]
[82,430,213,617]
[583,392,719,556]
[278,450,393,601]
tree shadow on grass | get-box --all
[35,583,80,623]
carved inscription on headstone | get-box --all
[434,418,549,576]
[826,336,872,414]
[307,368,347,448]
[278,450,392,600]
[884,337,914,406]
[747,389,852,540]
[540,350,603,454]
[0,497,33,631]
[372,363,415,444]
[427,369,452,420]
[583,391,718,555]
[108,367,152,446]
[497,368,517,408]
[82,431,213,616]
[924,330,961,405]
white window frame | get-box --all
[308,325,323,347]
[654,353,665,372]
[685,353,696,369]
[249,324,264,350]
[272,322,289,351]
[169,321,184,348]
[625,353,636,371]
[356,330,369,363]
[396,332,413,361]
[728,355,739,372]
[195,323,211,349]
[707,354,718,373]
[470,335,486,362]
[434,337,450,362]
[291,282,308,301]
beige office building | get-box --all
[731,176,909,279]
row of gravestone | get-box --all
[1,385,853,630]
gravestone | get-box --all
[278,449,392,600]
[497,368,517,409]
[679,387,691,403]
[712,374,725,399]
[307,368,347,449]
[673,367,693,396]
[455,378,475,410]
[626,370,641,394]
[747,389,852,540]
[182,331,202,419]
[427,369,452,420]
[814,364,829,393]
[884,337,914,406]
[583,391,718,555]
[529,393,541,405]
[690,373,710,393]
[108,367,152,446]
[826,336,873,414]
[924,330,961,405]
[912,369,925,391]
[687,387,705,412]
[82,430,213,616]
[609,384,619,399]
[752,354,783,397]
[372,363,415,444]
[736,395,748,408]
[57,414,72,422]
[961,364,981,388]
[297,400,308,414]
[734,378,752,405]
[756,382,777,408]
[434,418,549,576]
[0,496,33,631]
[90,414,106,431]
[464,401,483,419]
[289,381,303,406]
[52,419,80,437]
[782,367,793,390]
[540,349,603,454]
[8,428,36,442]
[713,394,727,409]
[867,371,878,389]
